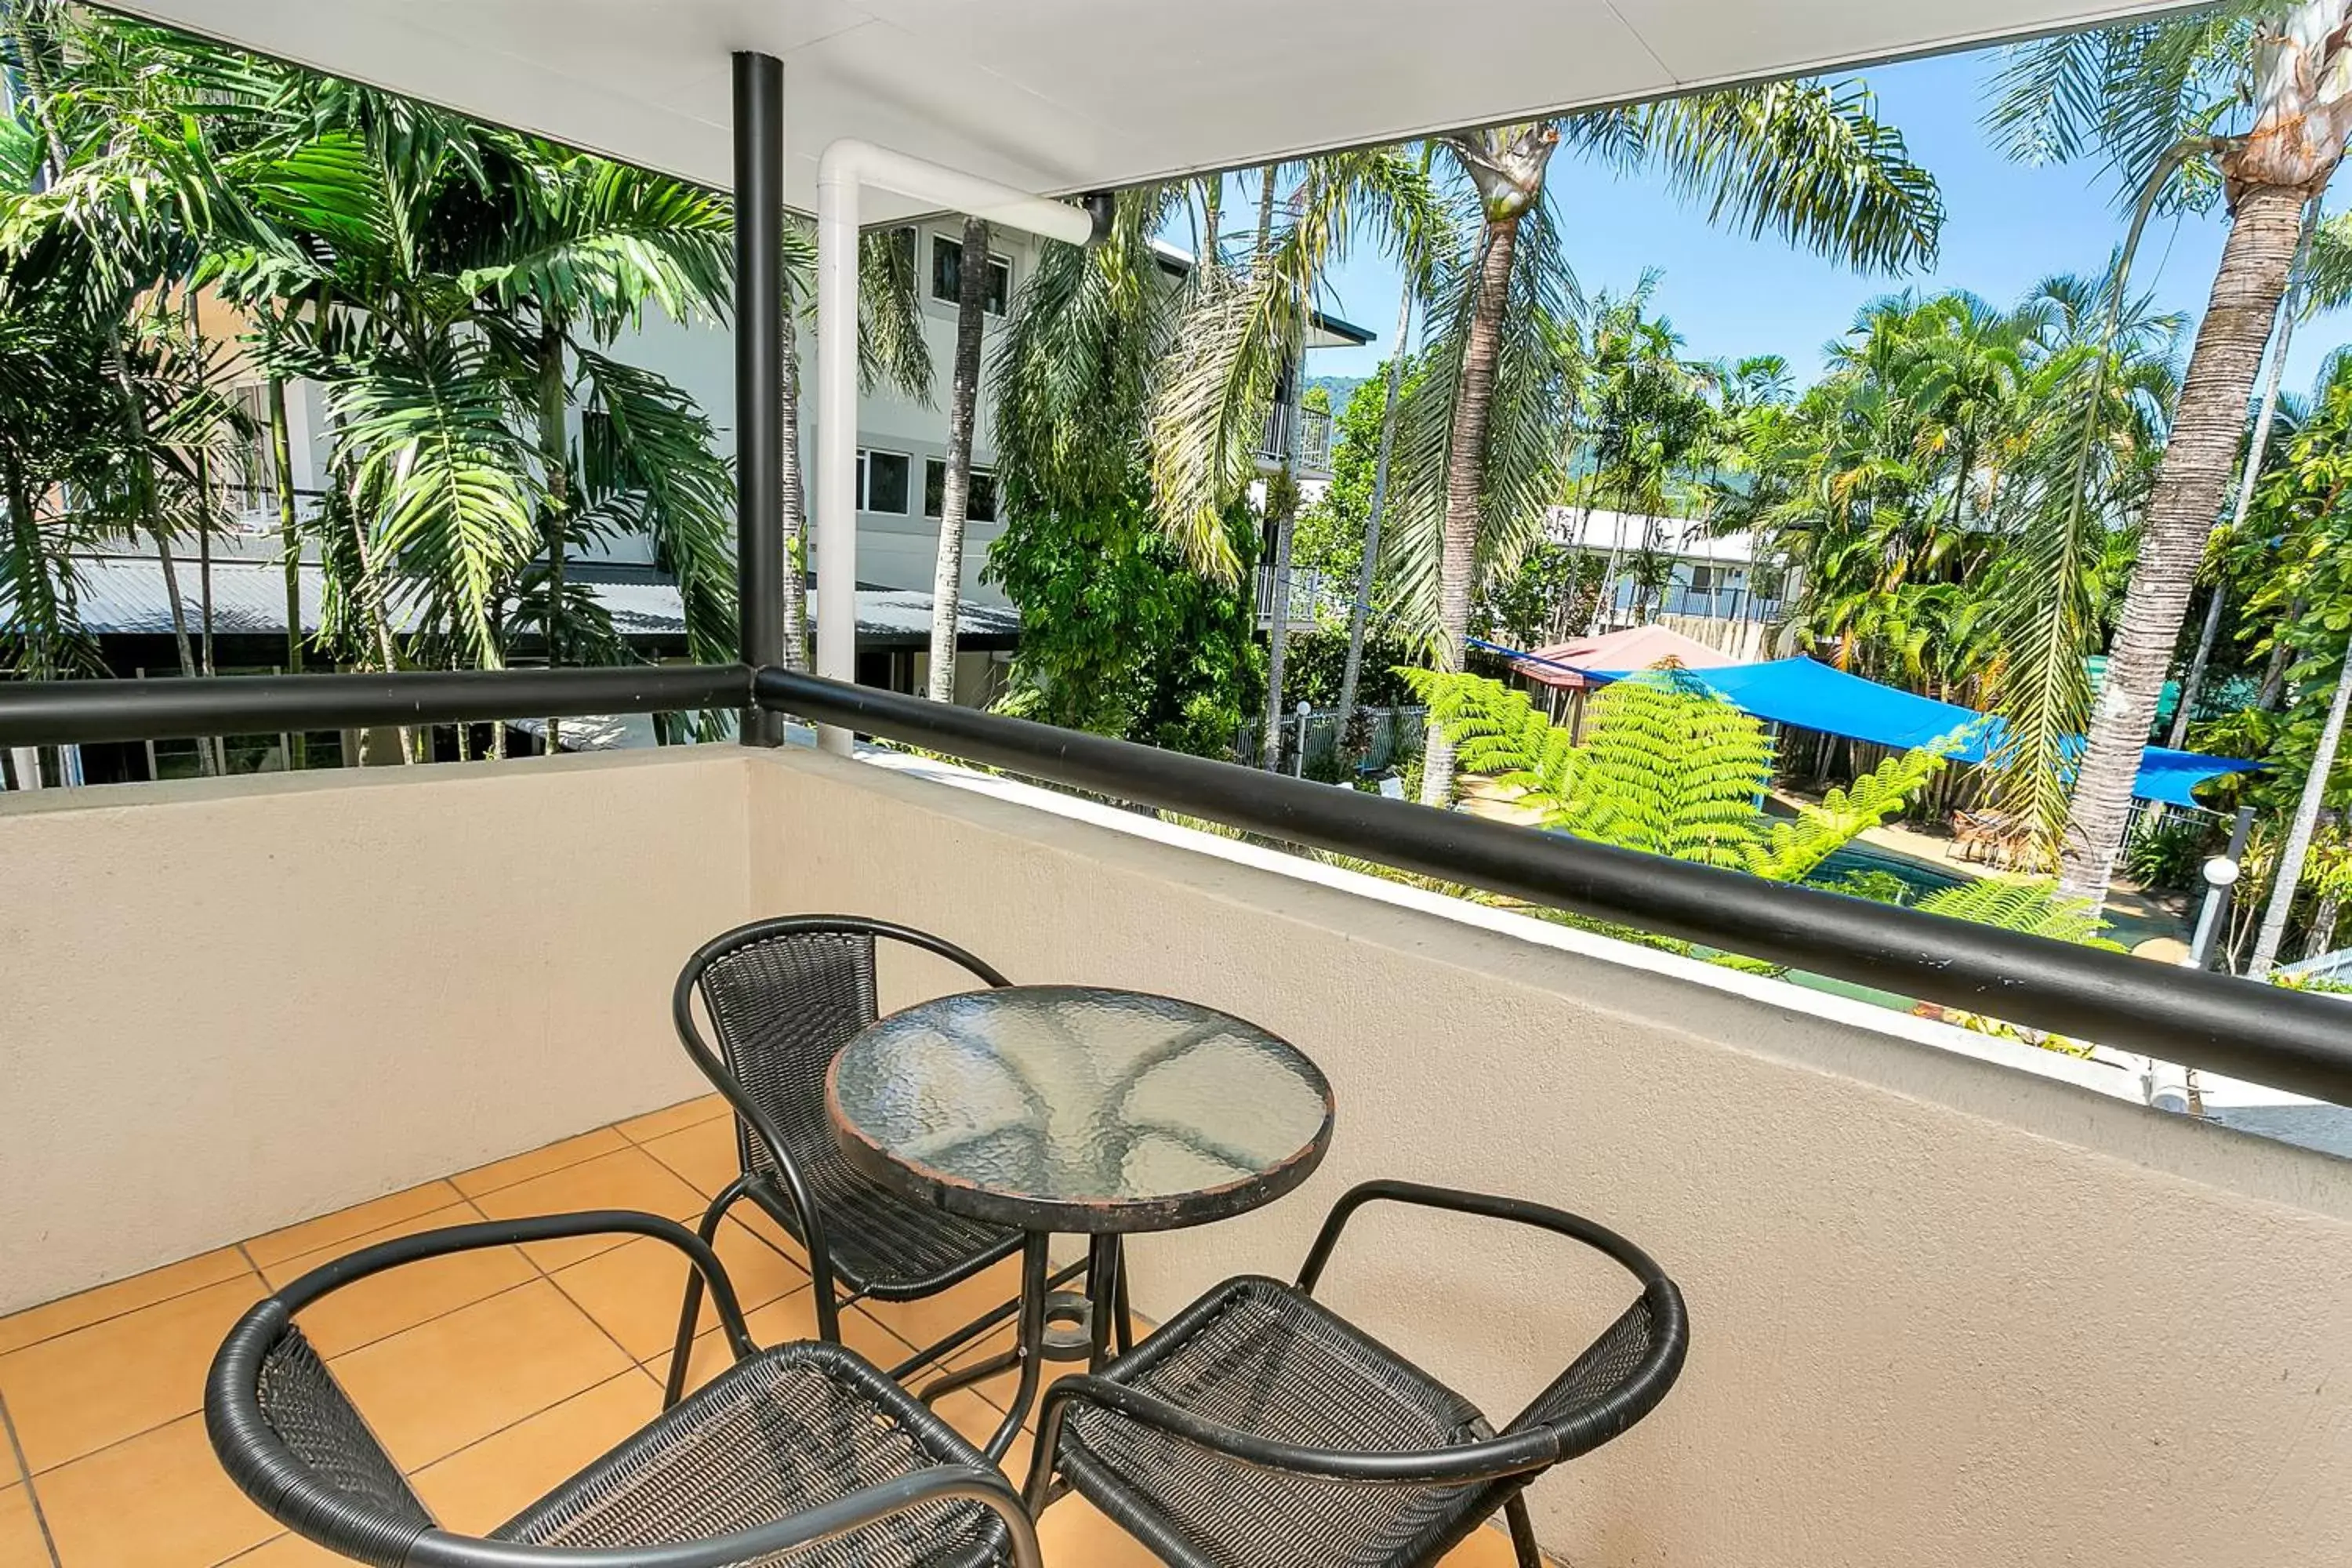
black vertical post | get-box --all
[735,51,786,746]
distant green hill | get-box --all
[1306,374,1364,408]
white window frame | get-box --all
[857,447,912,514]
[924,456,1000,524]
[929,232,1012,318]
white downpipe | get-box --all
[813,140,1095,753]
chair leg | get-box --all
[1112,1250,1135,1356]
[662,1175,750,1409]
[1504,1494,1542,1568]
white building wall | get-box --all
[587,220,1040,609]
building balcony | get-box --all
[1254,564,1332,630]
[3,718,2349,1568]
[1259,404,1335,479]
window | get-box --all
[924,457,998,523]
[223,383,276,518]
[930,235,1011,315]
[858,448,910,514]
[1686,564,1715,595]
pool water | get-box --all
[1805,844,1968,903]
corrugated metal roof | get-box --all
[46,556,1021,646]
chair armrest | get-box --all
[1297,1179,1671,1294]
[271,1210,758,1360]
[1295,1181,1689,1458]
[396,1463,1042,1568]
[1023,1373,1562,1513]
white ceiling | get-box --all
[101,1,2191,220]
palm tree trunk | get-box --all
[267,376,307,768]
[1335,287,1413,753]
[1420,218,1518,809]
[1260,440,1303,770]
[535,328,568,750]
[928,216,989,705]
[2057,180,2309,904]
[2169,584,2229,749]
[779,302,809,671]
[2259,600,2303,711]
[4,452,54,680]
[1200,173,1223,280]
[342,471,413,764]
[2172,209,2313,749]
[2306,884,2343,960]
[2251,648,2352,975]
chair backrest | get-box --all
[209,1309,436,1568]
[695,924,882,1186]
[680,917,1011,1190]
[1504,1277,1687,1458]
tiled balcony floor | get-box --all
[0,1097,1522,1567]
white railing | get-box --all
[1261,405,1335,474]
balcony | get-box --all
[1260,404,1335,479]
[1254,564,1332,630]
[5,715,2350,1568]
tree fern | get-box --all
[1406,666,1953,880]
[1750,726,1973,880]
[1915,877,2123,949]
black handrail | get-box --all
[753,668,2352,1106]
[2,662,2347,1103]
[0,665,750,745]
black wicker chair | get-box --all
[1022,1181,1688,1568]
[206,1210,1041,1568]
[663,915,1037,1406]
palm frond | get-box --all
[858,226,932,404]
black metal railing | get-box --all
[0,666,749,746]
[751,670,2352,1105]
[2,662,2348,1105]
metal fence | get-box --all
[1238,705,1427,778]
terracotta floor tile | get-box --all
[35,1414,277,1568]
[0,1486,47,1568]
[615,1095,729,1146]
[245,1182,464,1270]
[648,1292,912,1399]
[449,1129,630,1200]
[637,1119,741,1200]
[550,1224,803,1361]
[219,1533,348,1566]
[726,1203,811,1272]
[0,1411,16,1489]
[856,1256,1026,1363]
[0,1250,253,1359]
[467,1150,707,1271]
[408,1369,663,1537]
[327,1280,631,1472]
[262,1206,534,1360]
[0,1276,263,1473]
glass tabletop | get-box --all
[826,985,1334,1233]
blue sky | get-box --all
[1297,47,2347,397]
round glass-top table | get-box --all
[829,985,1334,1233]
[826,985,1333,1457]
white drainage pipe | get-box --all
[813,140,1099,753]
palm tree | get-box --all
[927,214,991,703]
[1331,282,1414,750]
[1987,3,2352,903]
[1406,81,1944,807]
[1,2,252,744]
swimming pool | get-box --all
[1805,843,1968,902]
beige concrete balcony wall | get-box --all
[747,747,2352,1568]
[0,750,750,1312]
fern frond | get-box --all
[1915,876,2124,949]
